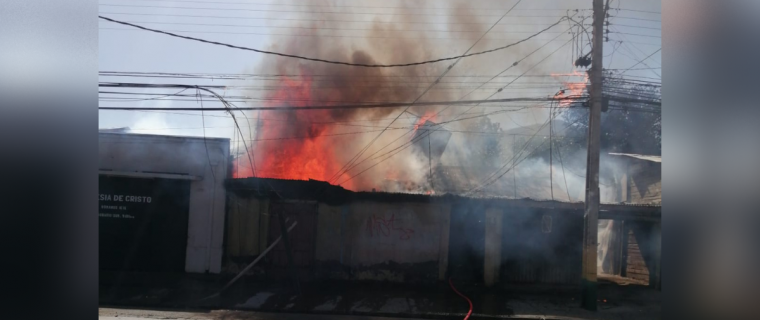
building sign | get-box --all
[99,193,153,219]
[99,175,191,272]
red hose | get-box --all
[448,277,473,320]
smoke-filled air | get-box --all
[231,0,597,197]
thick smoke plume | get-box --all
[234,0,495,191]
[232,0,596,196]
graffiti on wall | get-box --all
[365,213,415,240]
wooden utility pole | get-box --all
[581,0,605,311]
[550,103,554,201]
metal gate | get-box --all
[99,175,191,273]
[267,200,318,281]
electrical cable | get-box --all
[106,0,587,12]
[105,20,576,35]
[327,0,525,183]
[100,70,602,79]
[465,102,585,195]
[99,11,563,26]
[100,27,576,41]
[99,15,568,68]
[333,105,536,186]
[333,34,583,186]
[99,3,510,17]
[620,48,661,74]
[466,111,556,194]
[612,8,661,14]
[611,31,660,39]
[340,22,581,172]
[448,277,473,320]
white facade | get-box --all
[99,132,229,274]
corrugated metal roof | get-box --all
[608,153,661,163]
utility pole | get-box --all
[513,135,517,199]
[428,132,433,191]
[581,0,605,311]
[550,102,554,201]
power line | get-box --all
[612,38,661,78]
[125,126,573,140]
[621,48,661,74]
[101,109,424,123]
[104,0,588,12]
[466,106,584,194]
[104,20,575,35]
[99,83,574,92]
[98,95,571,105]
[611,31,661,39]
[608,23,660,30]
[99,71,591,80]
[98,96,591,111]
[611,8,661,14]
[609,15,661,23]
[467,112,556,194]
[605,67,660,71]
[332,30,577,182]
[99,3,515,17]
[333,34,583,186]
[613,27,661,66]
[457,25,577,102]
[344,20,583,174]
[100,3,589,18]
[607,38,660,46]
[100,27,577,41]
[99,11,564,26]
[332,105,536,186]
[99,15,569,67]
[327,0,526,184]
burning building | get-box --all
[229,0,574,193]
[223,176,661,288]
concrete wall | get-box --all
[314,201,450,283]
[221,180,657,285]
[99,133,229,274]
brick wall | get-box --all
[624,229,650,282]
[628,161,661,204]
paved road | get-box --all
[99,308,426,320]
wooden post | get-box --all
[278,212,301,294]
[651,222,662,291]
[484,208,503,287]
[581,0,606,311]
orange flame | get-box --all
[233,74,356,190]
[551,69,589,107]
[413,111,438,131]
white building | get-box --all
[98,132,229,274]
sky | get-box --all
[98,0,661,144]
